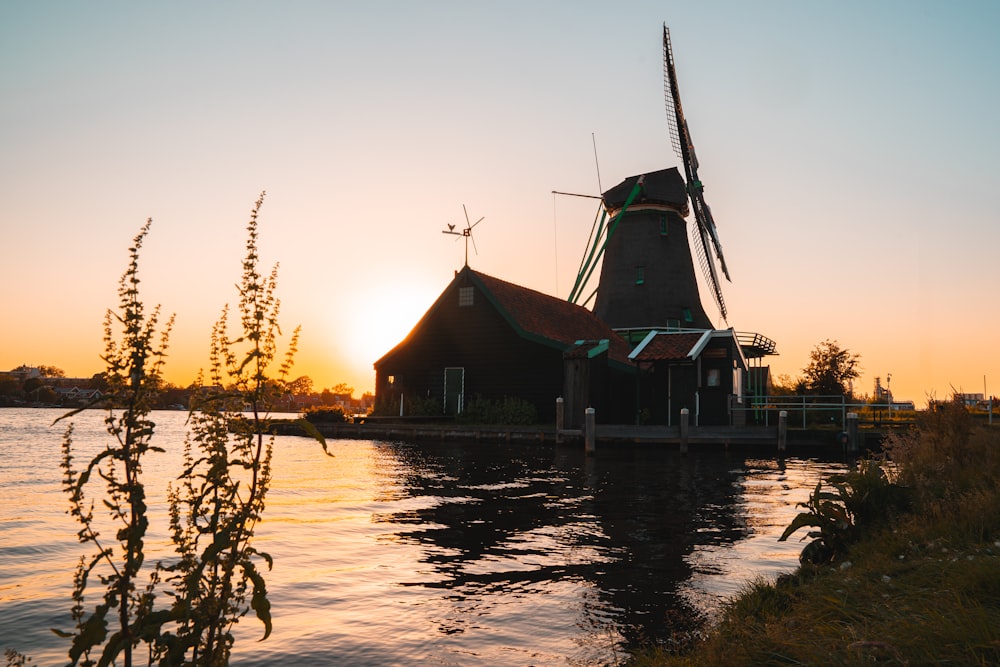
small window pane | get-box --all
[459,286,474,307]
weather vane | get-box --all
[441,204,484,266]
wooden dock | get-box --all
[279,419,865,450]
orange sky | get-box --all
[2,2,998,406]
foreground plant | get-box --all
[50,197,327,667]
[55,220,174,666]
[158,193,328,664]
[779,458,909,564]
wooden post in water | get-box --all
[846,412,859,453]
[556,397,564,444]
[680,408,689,455]
[777,410,788,454]
[584,407,596,456]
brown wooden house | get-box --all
[629,329,748,426]
[374,266,634,423]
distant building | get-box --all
[53,387,104,405]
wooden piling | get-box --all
[847,412,859,453]
[777,410,788,454]
[556,397,564,444]
[680,408,689,455]
[585,407,596,455]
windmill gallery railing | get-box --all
[738,396,917,430]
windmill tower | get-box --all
[569,25,731,334]
[592,167,713,329]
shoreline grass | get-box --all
[631,403,1000,666]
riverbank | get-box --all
[630,403,1000,665]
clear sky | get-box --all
[2,2,998,406]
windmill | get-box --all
[441,204,484,266]
[567,24,731,333]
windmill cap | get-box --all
[602,167,688,214]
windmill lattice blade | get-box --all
[692,215,728,320]
[662,25,684,159]
[695,195,731,281]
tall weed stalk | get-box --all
[56,220,174,666]
[160,193,327,665]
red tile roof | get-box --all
[630,331,705,362]
[471,269,633,365]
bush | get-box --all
[458,395,538,425]
[372,393,443,417]
[779,458,911,565]
[303,405,350,423]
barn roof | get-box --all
[470,269,633,365]
[601,166,689,213]
[374,266,633,368]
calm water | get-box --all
[0,408,846,666]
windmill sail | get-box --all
[663,24,731,321]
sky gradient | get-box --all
[2,2,998,406]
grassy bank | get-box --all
[632,403,1000,666]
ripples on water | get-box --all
[0,409,846,666]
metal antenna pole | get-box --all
[592,132,603,194]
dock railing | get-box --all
[740,396,916,430]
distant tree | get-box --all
[801,339,861,398]
[34,386,57,404]
[770,373,804,396]
[321,383,353,406]
[38,365,66,377]
[90,372,109,392]
[330,382,353,397]
[159,382,191,409]
[22,376,44,395]
[0,376,19,396]
[287,375,314,396]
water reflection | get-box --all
[373,441,780,659]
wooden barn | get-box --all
[373,266,635,424]
[629,329,748,426]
